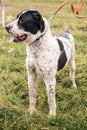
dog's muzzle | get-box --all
[9,34,27,42]
[5,26,27,42]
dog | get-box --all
[5,9,77,116]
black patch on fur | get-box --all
[58,51,67,71]
[56,39,67,71]
[17,10,45,34]
[56,39,64,51]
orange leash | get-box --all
[49,0,67,21]
[49,0,85,22]
[70,0,85,19]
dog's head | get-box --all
[5,9,45,43]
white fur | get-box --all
[6,10,77,116]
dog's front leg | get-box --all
[44,78,56,117]
[26,64,37,114]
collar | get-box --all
[32,32,46,43]
[32,25,49,44]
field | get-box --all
[0,0,87,130]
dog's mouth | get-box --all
[10,34,27,42]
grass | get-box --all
[0,0,87,129]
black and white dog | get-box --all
[5,9,77,116]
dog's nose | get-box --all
[5,26,11,32]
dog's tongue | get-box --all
[9,36,17,42]
[9,34,27,42]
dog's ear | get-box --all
[17,11,23,19]
[32,11,45,33]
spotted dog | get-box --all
[5,9,77,116]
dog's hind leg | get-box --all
[69,56,77,89]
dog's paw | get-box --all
[29,107,37,115]
[48,111,56,118]
[72,84,77,89]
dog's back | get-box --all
[56,30,75,46]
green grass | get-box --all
[0,0,87,130]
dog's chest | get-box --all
[27,42,59,76]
